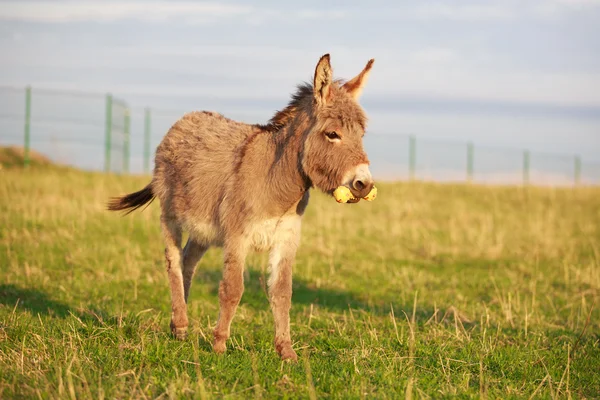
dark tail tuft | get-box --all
[107,184,155,215]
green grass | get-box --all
[1,161,599,399]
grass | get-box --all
[0,158,599,399]
[0,146,52,169]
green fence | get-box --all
[367,133,598,186]
[0,85,129,173]
[1,85,599,186]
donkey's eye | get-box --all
[325,131,341,141]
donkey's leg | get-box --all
[213,239,247,354]
[182,238,208,303]
[268,219,301,361]
[161,217,188,340]
[268,246,297,361]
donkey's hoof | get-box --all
[213,340,227,354]
[172,328,188,340]
[278,346,298,362]
[170,323,188,340]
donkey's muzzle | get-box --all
[341,162,374,200]
[351,178,374,199]
[349,163,374,199]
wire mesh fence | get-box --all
[0,86,129,173]
[1,85,598,187]
[108,97,129,174]
[0,86,26,147]
[414,136,470,182]
[31,88,105,171]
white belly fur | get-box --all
[186,216,301,252]
[187,221,223,247]
[248,215,301,252]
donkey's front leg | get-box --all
[269,219,301,361]
[269,246,297,361]
[213,239,247,354]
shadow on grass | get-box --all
[0,284,115,326]
[0,270,425,324]
[0,283,72,318]
[0,265,442,338]
[193,267,434,321]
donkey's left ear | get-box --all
[343,59,375,101]
[314,54,333,106]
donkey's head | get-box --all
[301,54,375,201]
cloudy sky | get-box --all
[1,0,599,178]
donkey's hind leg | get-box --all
[182,238,208,303]
[161,217,188,340]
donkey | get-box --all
[107,54,375,361]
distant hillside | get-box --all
[0,146,53,168]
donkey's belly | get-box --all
[185,219,279,250]
[247,218,280,252]
[187,221,224,247]
[186,216,300,252]
[248,216,302,252]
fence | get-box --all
[1,85,599,186]
[0,86,129,174]
[366,134,597,186]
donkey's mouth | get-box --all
[332,186,362,204]
[345,196,361,203]
[331,183,377,204]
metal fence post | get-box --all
[123,108,130,174]
[23,86,32,167]
[104,94,113,173]
[523,150,530,185]
[144,107,151,174]
[467,142,474,182]
[409,135,416,180]
[574,156,581,186]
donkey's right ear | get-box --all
[313,54,333,106]
[343,58,374,101]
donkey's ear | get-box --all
[343,58,374,101]
[313,54,333,106]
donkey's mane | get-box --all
[256,83,313,133]
[257,79,348,133]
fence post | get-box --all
[144,107,151,174]
[467,142,474,182]
[104,94,113,173]
[574,156,581,186]
[23,86,32,167]
[123,108,130,174]
[523,150,530,185]
[409,135,416,180]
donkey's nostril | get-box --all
[353,179,365,191]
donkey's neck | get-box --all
[256,122,312,215]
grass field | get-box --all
[1,155,599,399]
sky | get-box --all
[0,0,599,181]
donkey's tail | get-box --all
[107,183,155,215]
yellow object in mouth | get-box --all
[333,186,377,203]
[363,186,377,201]
[333,186,354,203]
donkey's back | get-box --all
[127,111,255,236]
